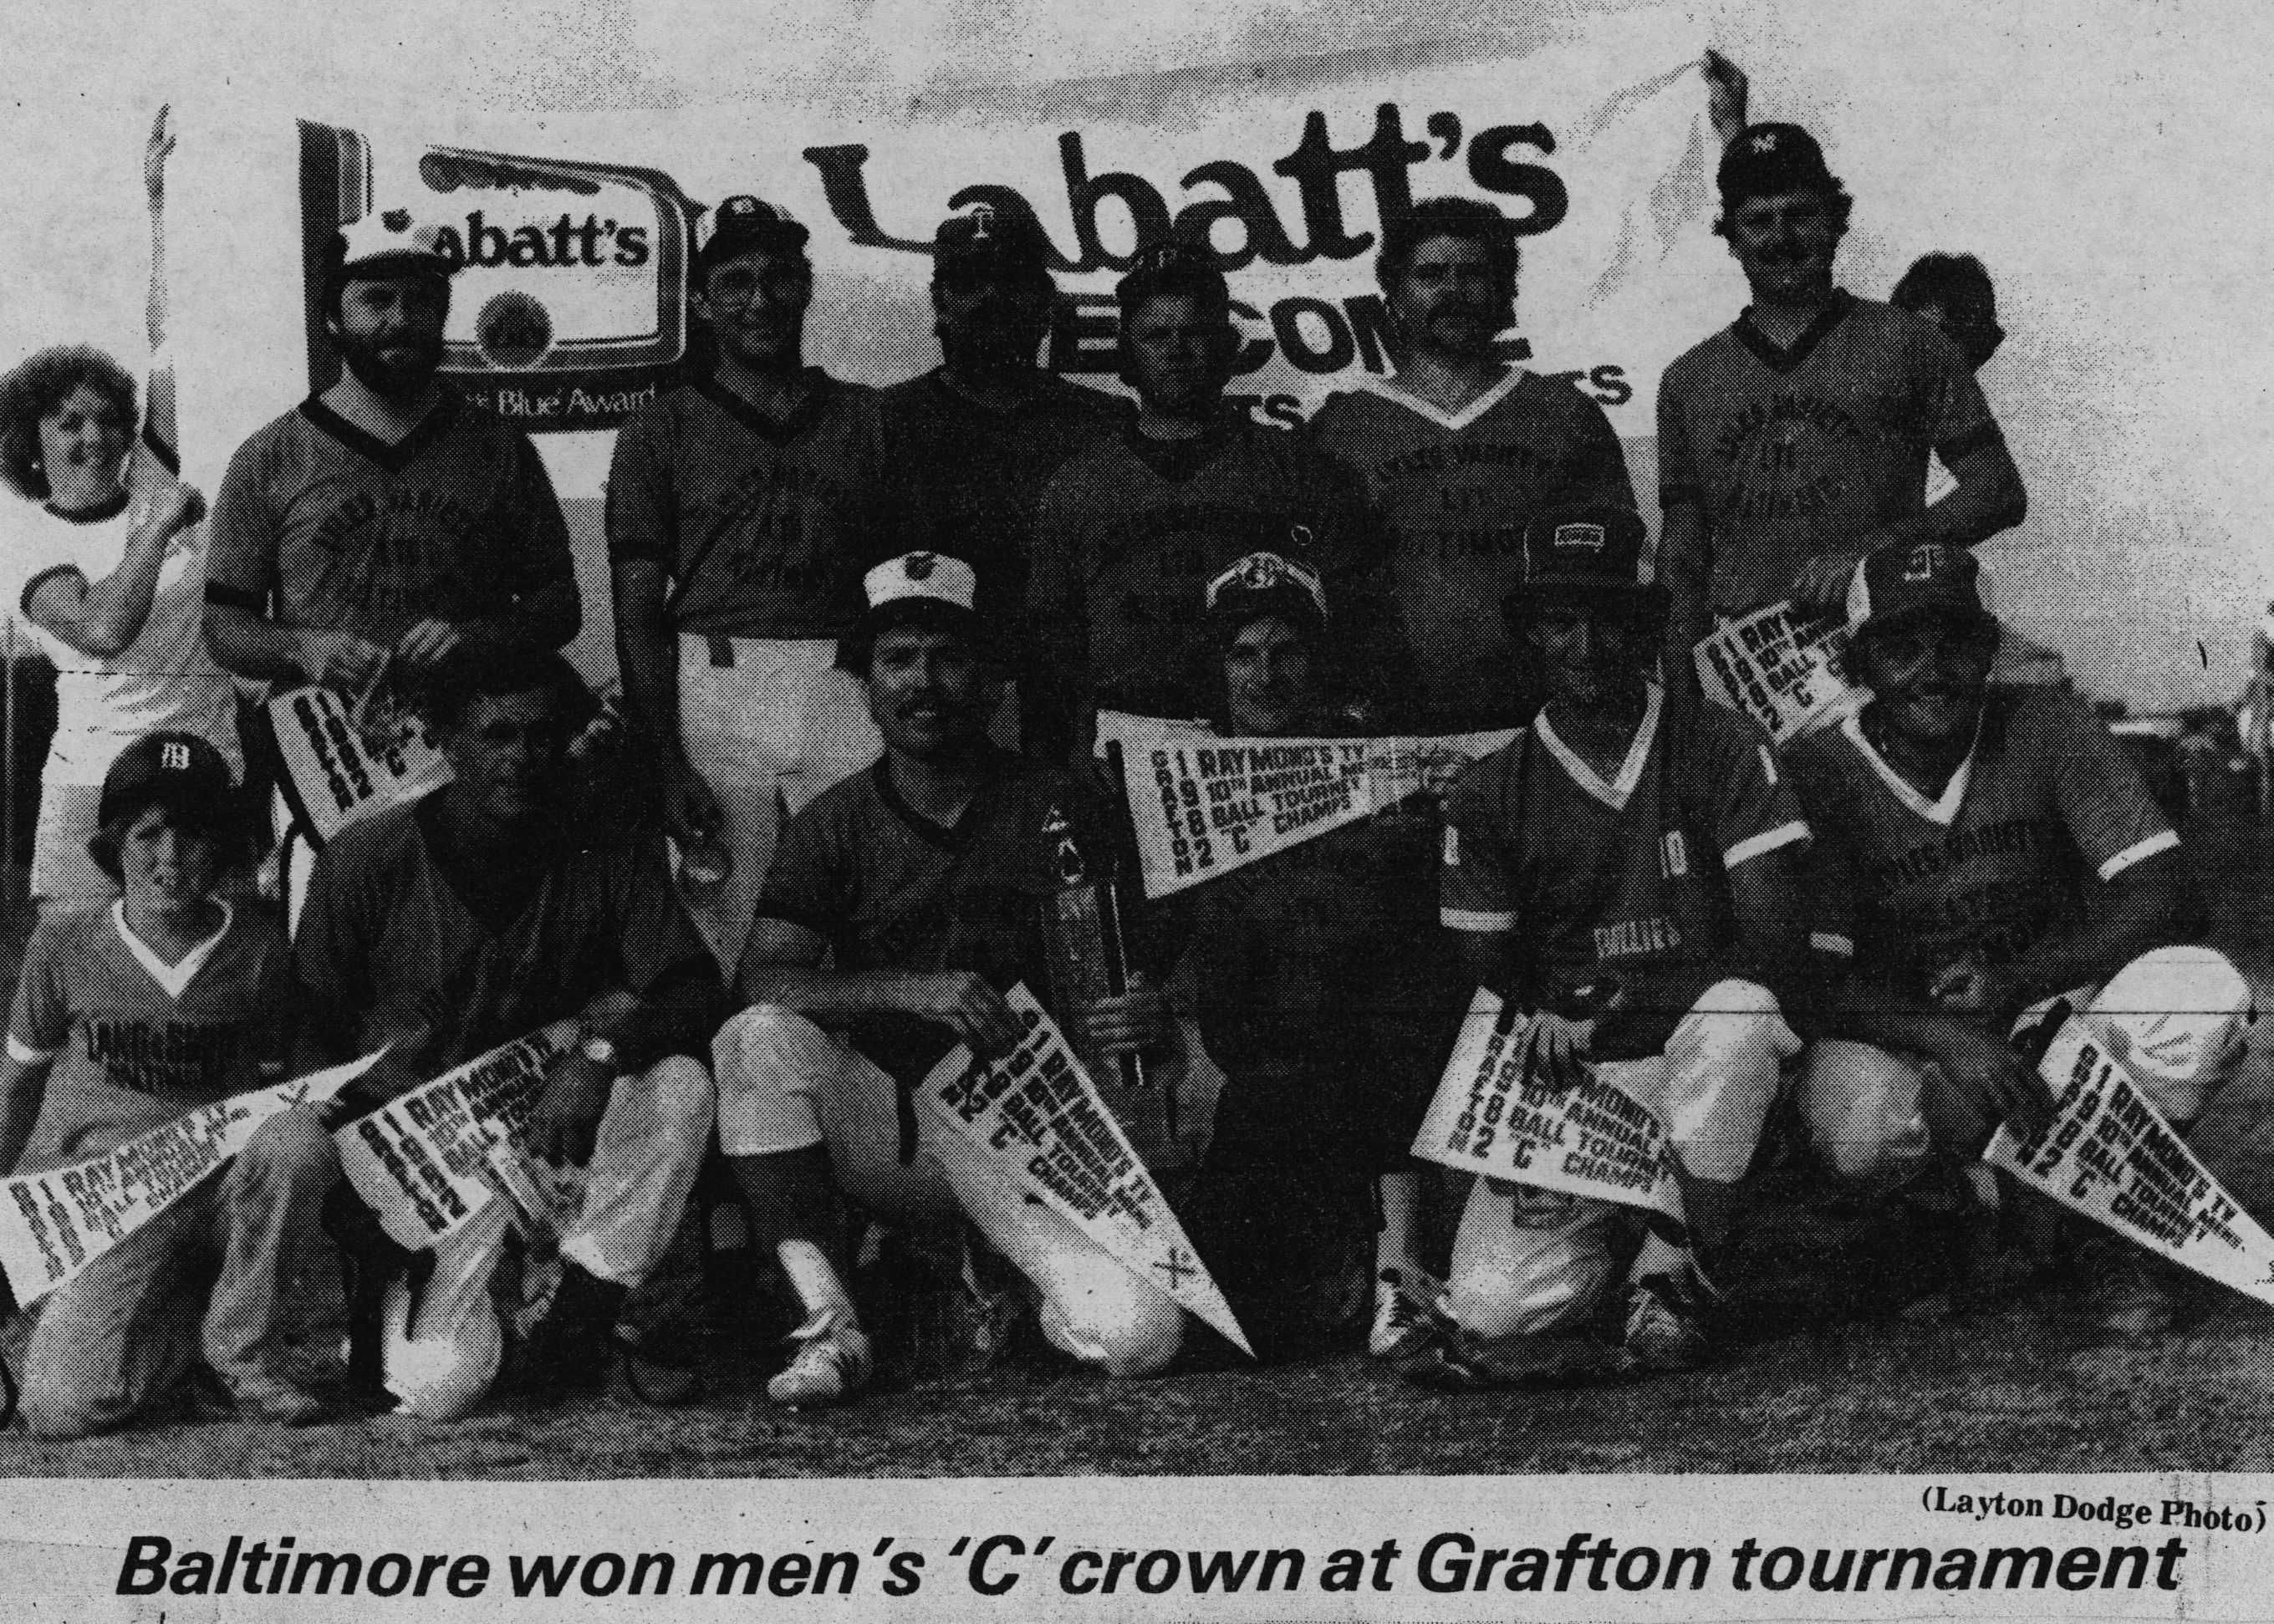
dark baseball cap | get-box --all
[1717,122,1839,207]
[696,194,810,278]
[1845,540,1996,639]
[1116,240,1229,315]
[1508,504,1658,614]
[934,198,1052,277]
[97,732,238,832]
[1205,549,1328,641]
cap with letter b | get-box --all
[697,193,810,277]
[97,731,238,832]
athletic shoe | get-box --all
[612,1322,704,1407]
[513,1262,627,1399]
[1623,1274,1713,1372]
[2094,1254,2178,1338]
[218,1366,332,1428]
[1369,1268,1445,1362]
[767,1310,874,1407]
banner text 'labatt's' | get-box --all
[298,124,701,430]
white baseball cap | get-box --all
[864,551,978,614]
[335,208,461,282]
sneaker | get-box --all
[218,1366,332,1428]
[1623,1273,1713,1372]
[2095,1254,2178,1338]
[767,1309,874,1407]
[512,1262,627,1400]
[612,1322,704,1407]
[1369,1269,1445,1362]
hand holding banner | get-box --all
[268,682,453,847]
[917,984,1251,1356]
[1691,602,1860,745]
[334,1023,581,1252]
[1098,712,1515,899]
[1411,987,1684,1218]
[1988,1016,2274,1307]
[0,1051,385,1308]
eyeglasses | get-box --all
[704,265,809,309]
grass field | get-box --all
[1,809,2270,1479]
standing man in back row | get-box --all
[1656,124,2026,692]
[1308,196,1635,736]
[609,195,894,970]
[206,211,583,921]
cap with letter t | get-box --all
[934,197,1053,277]
[1845,540,1996,639]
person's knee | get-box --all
[712,1003,830,1155]
[21,1384,119,1441]
[236,1104,341,1194]
[1662,980,1797,1182]
[625,1054,716,1157]
[2091,946,2256,1124]
[1065,1288,1185,1379]
[1448,1194,1616,1341]
[1800,1041,1932,1189]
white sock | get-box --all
[1374,1170,1427,1280]
[778,1239,857,1325]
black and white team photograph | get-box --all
[2,0,2273,1579]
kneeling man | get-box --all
[715,552,1185,1405]
[1785,540,2251,1332]
[294,645,726,1408]
[1430,506,1816,1379]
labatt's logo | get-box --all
[800,103,1620,421]
[300,124,699,429]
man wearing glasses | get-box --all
[608,195,894,970]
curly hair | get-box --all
[1376,196,1519,304]
[0,346,136,501]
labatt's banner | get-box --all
[1988,1016,2274,1308]
[1692,601,1861,746]
[918,984,1252,1355]
[1097,710,1515,898]
[267,682,452,845]
[242,13,1728,460]
[0,1051,383,1307]
[1413,987,1683,1219]
[335,1023,580,1251]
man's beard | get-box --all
[336,327,444,400]
[939,318,1044,379]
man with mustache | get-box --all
[1308,196,1635,735]
[877,199,1124,675]
[713,552,1184,1405]
[1420,504,1814,1384]
[205,211,581,922]
[1656,125,2027,694]
[1785,541,2251,1334]
[609,195,895,971]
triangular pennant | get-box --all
[1989,1016,2274,1307]
[917,984,1252,1356]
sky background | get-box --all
[4,0,2266,712]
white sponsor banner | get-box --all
[334,1022,580,1252]
[0,1051,383,1306]
[1412,986,1682,1217]
[1098,710,1514,899]
[267,682,452,846]
[1988,1016,2274,1308]
[917,983,1251,1355]
[1692,602,1861,746]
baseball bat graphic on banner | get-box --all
[1041,803,1147,1100]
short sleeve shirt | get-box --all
[1308,372,1635,733]
[756,750,1115,1081]
[292,802,712,1080]
[1440,686,1809,1054]
[207,395,575,649]
[1783,688,2180,996]
[605,372,890,641]
[1656,293,2004,613]
[8,901,289,1165]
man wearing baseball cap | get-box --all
[206,206,581,925]
[1785,540,2251,1333]
[714,552,1185,1404]
[0,731,335,1433]
[1656,121,2026,695]
[1026,242,1402,766]
[609,193,895,972]
[1418,503,1816,1385]
[878,198,1124,644]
